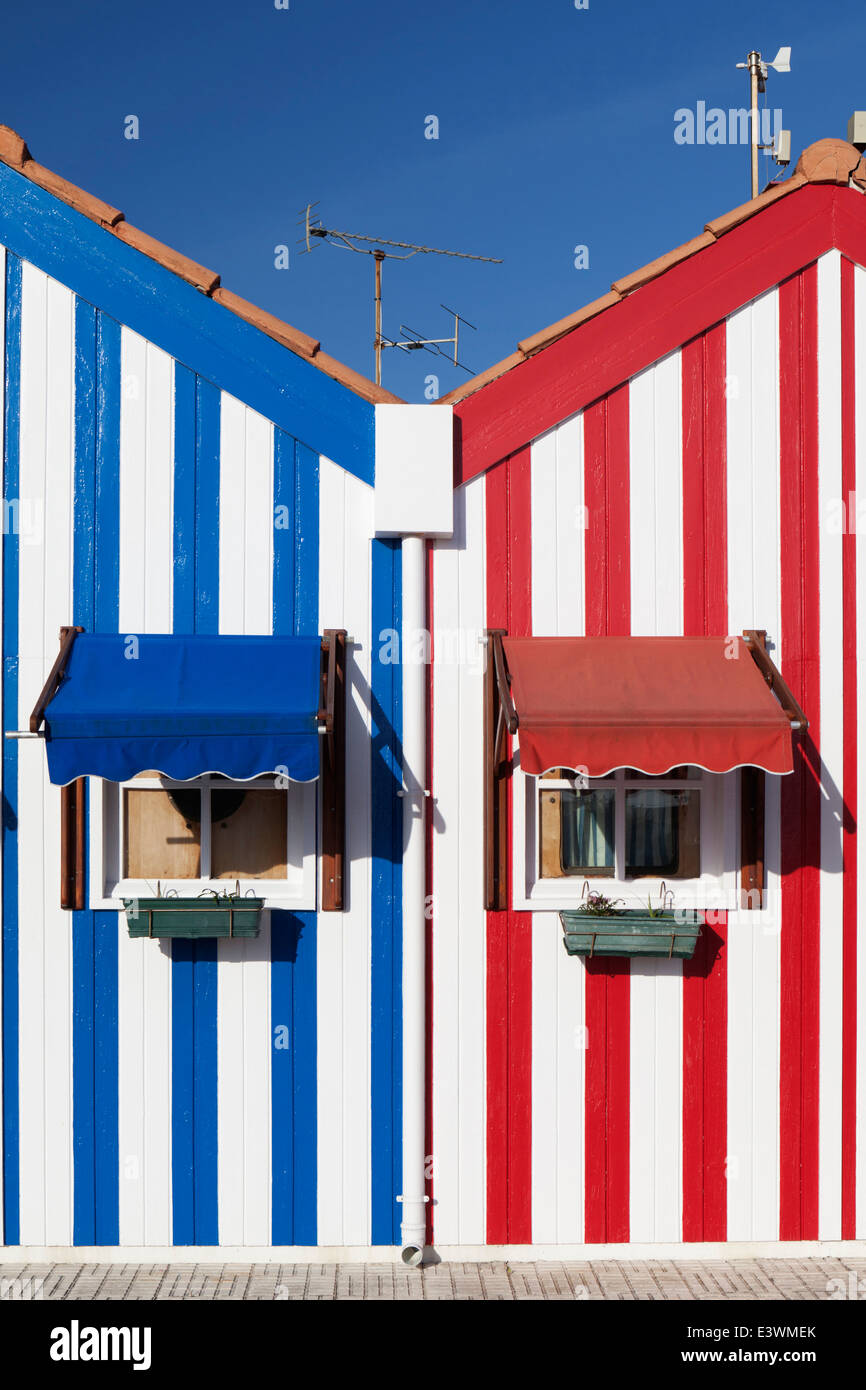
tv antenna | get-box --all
[735,47,792,198]
[297,203,502,385]
[385,306,478,375]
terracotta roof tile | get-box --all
[517,291,622,356]
[312,351,402,404]
[703,172,808,237]
[438,351,526,404]
[23,161,123,228]
[114,221,220,293]
[795,137,862,184]
[854,156,866,194]
[611,232,715,296]
[0,123,398,403]
[212,287,319,357]
[0,123,29,168]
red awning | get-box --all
[502,635,795,777]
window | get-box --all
[515,757,735,910]
[91,772,317,909]
[539,767,701,881]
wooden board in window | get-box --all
[211,790,288,880]
[540,787,564,878]
[124,789,201,879]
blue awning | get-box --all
[42,633,323,785]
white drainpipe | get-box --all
[399,534,428,1265]
[373,402,453,1266]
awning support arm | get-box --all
[30,625,84,733]
[319,630,347,912]
[740,630,779,912]
[742,629,808,730]
[491,630,519,738]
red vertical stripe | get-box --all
[485,449,533,1243]
[681,327,729,1241]
[682,916,728,1240]
[779,266,821,1241]
[682,325,728,637]
[583,386,631,1243]
[841,256,858,1239]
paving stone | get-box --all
[5,1256,864,1300]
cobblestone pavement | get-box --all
[2,1257,865,1300]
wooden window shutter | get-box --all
[320,629,347,911]
[484,630,517,910]
[60,777,86,911]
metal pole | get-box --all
[400,535,428,1265]
[374,250,385,386]
[748,50,761,199]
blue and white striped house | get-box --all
[0,124,451,1257]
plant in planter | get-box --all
[123,882,263,940]
[575,882,625,916]
[561,879,701,960]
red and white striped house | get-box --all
[426,137,866,1254]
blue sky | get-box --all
[2,0,864,400]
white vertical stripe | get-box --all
[117,323,174,1245]
[530,413,585,637]
[855,265,866,1238]
[218,925,272,1245]
[817,250,845,1240]
[726,290,782,639]
[629,961,683,1243]
[530,911,558,1242]
[629,351,683,636]
[16,263,75,1243]
[626,351,684,1242]
[243,408,274,634]
[725,288,782,1241]
[529,427,585,1242]
[218,393,246,634]
[531,914,585,1243]
[431,475,487,1243]
[118,331,174,633]
[219,394,274,636]
[317,458,373,1245]
[216,407,274,1244]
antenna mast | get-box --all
[298,204,502,385]
[735,47,792,198]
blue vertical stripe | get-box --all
[94,314,121,635]
[172,365,196,636]
[271,431,318,1244]
[72,300,120,1244]
[195,377,220,637]
[171,371,220,1245]
[2,253,22,1244]
[371,538,403,1243]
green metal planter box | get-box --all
[123,896,264,940]
[560,910,702,960]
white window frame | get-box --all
[512,749,739,912]
[90,773,318,911]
